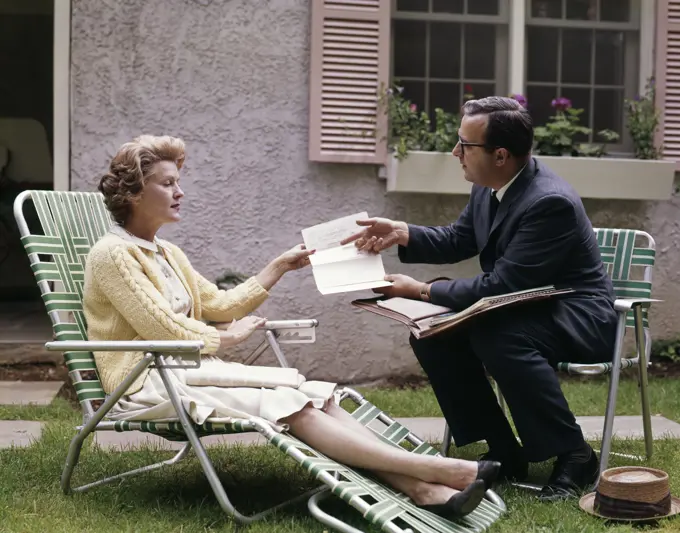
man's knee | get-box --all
[409,334,440,368]
[469,322,563,378]
[409,330,469,358]
[409,333,433,353]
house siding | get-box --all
[70,0,680,383]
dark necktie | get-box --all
[489,190,500,223]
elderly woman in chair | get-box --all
[83,134,500,519]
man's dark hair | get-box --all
[461,96,533,157]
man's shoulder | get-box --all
[526,158,582,205]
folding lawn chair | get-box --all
[14,190,506,533]
[441,228,657,480]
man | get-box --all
[341,96,617,501]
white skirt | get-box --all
[107,356,339,432]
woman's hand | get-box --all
[255,244,316,290]
[215,315,267,348]
[276,244,315,272]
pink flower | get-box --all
[511,94,528,107]
[409,103,417,112]
[551,97,572,111]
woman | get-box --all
[83,135,500,519]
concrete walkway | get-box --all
[0,421,43,448]
[0,381,64,405]
[2,379,680,450]
[2,415,680,451]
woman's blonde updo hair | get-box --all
[98,135,186,225]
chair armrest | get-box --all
[259,319,319,330]
[45,340,204,353]
[45,340,204,368]
[614,298,662,313]
[258,319,318,344]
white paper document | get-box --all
[301,212,393,295]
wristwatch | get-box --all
[420,283,431,302]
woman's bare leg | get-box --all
[322,400,417,443]
[318,402,465,505]
[281,405,478,491]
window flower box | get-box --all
[385,151,676,201]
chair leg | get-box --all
[634,306,653,460]
[440,423,452,456]
[494,379,509,418]
[308,489,366,533]
[61,353,158,494]
[265,330,291,368]
[63,436,193,494]
[155,355,320,524]
[599,312,627,478]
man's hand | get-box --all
[374,274,424,300]
[215,315,267,348]
[340,217,409,253]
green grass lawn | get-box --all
[1,376,679,533]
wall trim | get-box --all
[508,0,526,95]
[53,0,70,191]
[386,151,676,200]
[640,0,656,93]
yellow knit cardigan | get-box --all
[83,233,269,395]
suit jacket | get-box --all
[398,157,617,362]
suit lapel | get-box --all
[488,158,536,236]
[481,189,496,239]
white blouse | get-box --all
[108,225,192,316]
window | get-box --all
[526,0,640,149]
[308,0,649,164]
[391,0,509,124]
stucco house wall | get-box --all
[69,0,680,383]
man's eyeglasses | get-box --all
[456,140,488,154]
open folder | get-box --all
[352,285,574,339]
[301,212,393,295]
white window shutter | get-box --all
[308,0,390,164]
[656,0,680,166]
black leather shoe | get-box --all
[419,480,487,519]
[479,451,528,483]
[476,460,502,490]
[538,444,599,502]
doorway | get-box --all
[0,0,59,343]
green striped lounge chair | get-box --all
[14,190,506,533]
[441,228,658,481]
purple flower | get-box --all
[511,93,528,107]
[551,97,572,111]
[633,94,641,101]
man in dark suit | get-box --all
[341,96,617,501]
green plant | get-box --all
[651,337,680,363]
[429,107,461,153]
[216,269,250,290]
[380,84,462,160]
[533,97,619,157]
[625,77,663,159]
